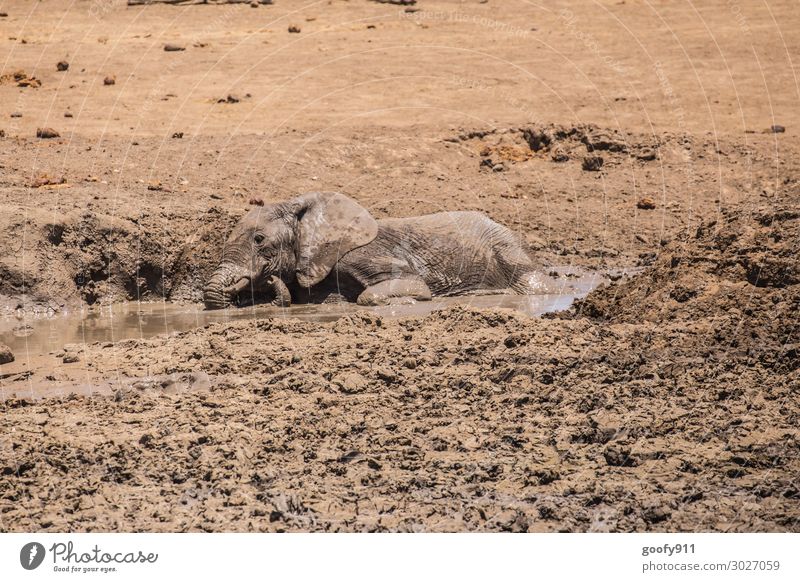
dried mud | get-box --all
[1,0,799,532]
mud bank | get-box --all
[1,195,797,532]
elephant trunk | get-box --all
[203,263,252,310]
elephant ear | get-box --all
[291,192,378,288]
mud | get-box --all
[1,0,799,532]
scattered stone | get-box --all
[64,112,73,118]
[0,70,41,88]
[218,94,240,104]
[56,60,69,72]
[0,343,14,365]
[147,181,164,191]
[248,198,264,206]
[36,127,60,139]
[164,43,186,52]
[103,75,116,86]
[62,353,80,364]
[172,131,184,139]
[768,125,785,133]
[10,112,22,118]
[582,156,604,171]
[492,163,505,172]
[288,25,301,33]
[637,197,657,210]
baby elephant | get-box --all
[203,192,540,309]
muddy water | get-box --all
[0,269,619,358]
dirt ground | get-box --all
[0,0,798,532]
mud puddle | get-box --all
[0,268,627,358]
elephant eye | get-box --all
[253,234,265,245]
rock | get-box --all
[164,43,186,52]
[64,112,73,118]
[582,156,604,171]
[288,25,301,33]
[56,60,69,72]
[0,343,14,365]
[637,197,656,210]
[103,75,115,85]
[10,112,22,118]
[768,125,785,133]
[63,353,80,364]
[492,163,505,172]
[36,127,60,139]
[218,94,240,104]
[172,131,184,139]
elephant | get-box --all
[202,192,541,309]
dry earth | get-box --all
[0,0,798,532]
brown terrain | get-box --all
[0,0,798,532]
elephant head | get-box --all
[203,192,378,309]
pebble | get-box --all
[0,343,14,365]
[164,43,186,52]
[36,127,60,139]
[103,76,115,86]
[637,197,657,210]
[56,60,69,72]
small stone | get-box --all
[64,112,73,118]
[62,353,79,364]
[36,127,60,139]
[402,357,417,370]
[637,197,657,210]
[0,343,14,365]
[492,163,505,172]
[171,131,184,139]
[10,112,22,118]
[582,156,604,171]
[164,43,186,52]
[768,125,785,133]
[103,76,115,86]
[288,25,301,33]
[56,60,69,72]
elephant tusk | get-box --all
[223,277,250,296]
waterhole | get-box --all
[0,268,627,358]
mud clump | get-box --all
[575,189,800,372]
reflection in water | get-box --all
[0,269,613,357]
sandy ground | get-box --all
[0,0,798,531]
